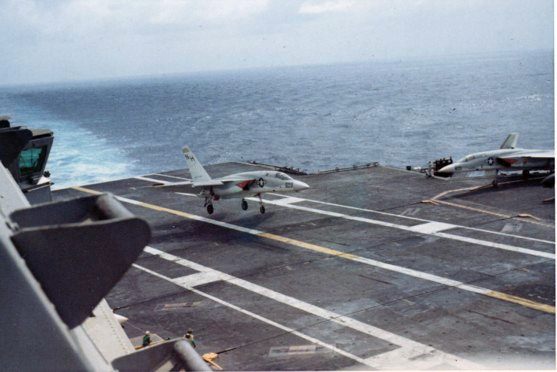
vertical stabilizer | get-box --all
[500,133,519,149]
[182,147,212,183]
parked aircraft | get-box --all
[438,133,554,185]
[158,146,309,214]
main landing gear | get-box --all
[491,170,499,187]
[241,197,265,213]
[204,197,214,214]
[258,194,265,214]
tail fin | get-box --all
[182,146,212,183]
[500,133,519,149]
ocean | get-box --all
[0,50,553,188]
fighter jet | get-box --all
[158,146,309,214]
[438,133,554,185]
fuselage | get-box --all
[439,148,554,175]
[201,171,309,199]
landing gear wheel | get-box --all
[207,204,214,214]
[259,205,266,214]
[241,199,248,211]
[491,179,498,187]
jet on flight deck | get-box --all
[438,133,554,185]
[158,146,309,214]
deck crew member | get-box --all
[184,329,197,348]
[142,331,151,347]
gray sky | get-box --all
[1,0,553,85]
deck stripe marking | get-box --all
[176,192,199,197]
[267,193,554,244]
[134,176,174,185]
[266,193,432,223]
[137,177,553,244]
[132,263,375,368]
[71,186,556,314]
[144,246,480,369]
[249,198,555,259]
[435,232,555,259]
[452,225,553,245]
[134,176,553,243]
[152,173,192,180]
[408,222,455,234]
[259,232,556,314]
[172,272,223,287]
[270,196,306,205]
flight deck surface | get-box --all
[54,163,555,370]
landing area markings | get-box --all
[73,185,555,315]
[137,246,479,369]
[246,196,554,259]
[136,174,554,245]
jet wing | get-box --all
[192,180,224,187]
[152,180,194,192]
[155,177,256,189]
[497,150,554,166]
[153,179,224,190]
[153,180,192,187]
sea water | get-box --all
[0,50,553,188]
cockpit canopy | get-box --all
[275,172,293,181]
[458,152,487,163]
[458,155,475,163]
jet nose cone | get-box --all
[294,180,310,191]
[437,164,455,175]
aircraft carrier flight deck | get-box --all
[54,162,555,370]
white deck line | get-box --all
[271,196,306,205]
[100,193,557,314]
[176,192,199,197]
[267,193,432,223]
[152,173,192,181]
[134,176,174,185]
[248,197,555,259]
[268,193,555,245]
[435,232,555,259]
[408,222,456,234]
[110,193,548,306]
[143,246,479,369]
[172,272,223,288]
[132,263,375,368]
[141,175,553,244]
[453,225,554,244]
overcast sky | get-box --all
[0,0,553,85]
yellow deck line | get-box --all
[259,233,359,259]
[261,232,556,314]
[486,291,555,314]
[71,186,556,315]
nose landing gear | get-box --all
[241,199,248,211]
